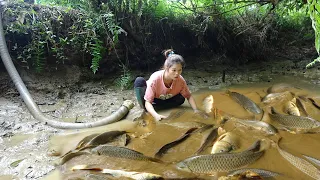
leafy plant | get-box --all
[115,66,133,90]
[90,37,105,74]
[306,0,320,68]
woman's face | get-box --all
[166,63,182,80]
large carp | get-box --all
[211,132,239,154]
[176,140,265,174]
[267,83,299,93]
[269,108,320,130]
[262,91,294,105]
[91,145,162,163]
[226,91,262,115]
[284,98,300,116]
[227,117,278,136]
[202,95,214,114]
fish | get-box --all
[228,168,281,178]
[87,131,127,147]
[226,90,262,114]
[211,132,239,154]
[262,91,294,105]
[202,95,214,113]
[75,133,100,149]
[155,128,198,158]
[109,133,131,146]
[296,97,309,117]
[225,116,277,136]
[222,170,264,179]
[164,109,186,120]
[72,165,162,180]
[234,119,278,136]
[195,127,218,154]
[308,98,320,110]
[176,140,264,173]
[284,98,300,116]
[193,124,214,134]
[303,155,320,167]
[91,145,162,163]
[269,107,320,130]
[267,83,299,93]
[276,142,320,179]
[163,121,207,130]
[76,131,127,150]
[54,151,90,166]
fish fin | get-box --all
[289,91,296,97]
[298,95,308,102]
[277,124,296,133]
[246,140,261,152]
[255,91,263,100]
[308,98,320,110]
[220,116,230,126]
[270,106,279,114]
[148,157,164,163]
[71,164,102,171]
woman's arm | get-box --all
[145,101,167,121]
[187,95,199,112]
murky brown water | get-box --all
[47,78,320,180]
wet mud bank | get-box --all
[0,58,319,180]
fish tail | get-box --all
[271,136,282,148]
[259,109,265,121]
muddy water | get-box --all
[49,78,320,180]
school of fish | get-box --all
[54,83,320,180]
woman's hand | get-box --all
[154,114,167,121]
[193,109,209,119]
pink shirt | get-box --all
[144,70,191,103]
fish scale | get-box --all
[277,145,320,179]
[269,113,320,129]
[91,145,162,163]
[177,149,264,173]
[228,91,262,114]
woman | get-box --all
[134,49,204,121]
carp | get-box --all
[226,90,262,115]
[176,140,265,174]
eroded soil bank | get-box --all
[0,58,319,180]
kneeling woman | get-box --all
[134,49,202,121]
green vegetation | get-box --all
[3,0,319,82]
[306,0,320,68]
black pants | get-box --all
[134,77,185,110]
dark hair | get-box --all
[162,49,185,69]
